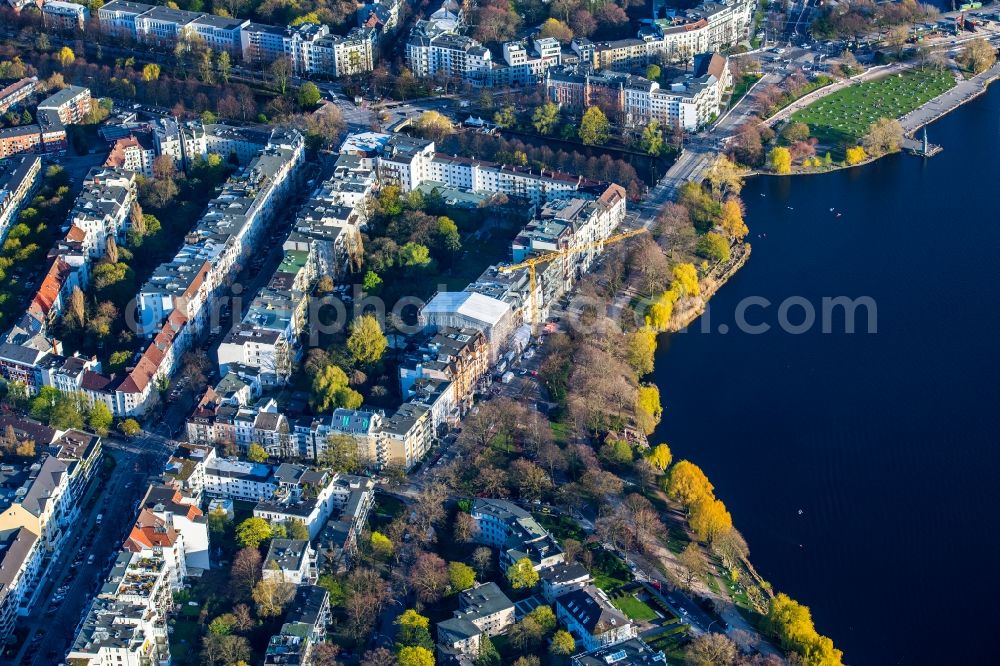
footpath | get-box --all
[900,61,1000,134]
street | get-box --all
[12,433,173,666]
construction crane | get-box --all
[498,227,648,334]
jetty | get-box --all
[904,128,943,157]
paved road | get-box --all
[13,434,173,665]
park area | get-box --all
[790,68,955,145]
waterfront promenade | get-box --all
[900,61,1000,134]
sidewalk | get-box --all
[900,61,1000,134]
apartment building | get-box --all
[97,1,375,76]
[0,155,41,244]
[437,582,516,662]
[204,457,277,502]
[136,127,304,340]
[65,166,138,259]
[262,538,317,584]
[495,36,562,86]
[573,0,754,69]
[152,118,270,170]
[556,584,636,651]
[161,441,217,501]
[540,561,593,603]
[0,77,38,114]
[571,638,666,666]
[37,85,91,125]
[103,133,156,177]
[398,326,490,416]
[68,550,173,665]
[470,498,565,571]
[139,484,210,575]
[263,585,330,665]
[406,24,493,82]
[0,527,43,644]
[41,0,90,31]
[546,53,730,130]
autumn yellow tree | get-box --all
[665,460,714,507]
[627,327,657,376]
[647,443,673,472]
[635,384,662,434]
[765,593,844,666]
[769,146,792,174]
[844,146,867,166]
[645,289,679,331]
[719,198,749,240]
[689,497,733,541]
[671,263,700,297]
[58,47,75,67]
[142,64,161,82]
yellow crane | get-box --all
[498,227,648,334]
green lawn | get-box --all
[730,74,761,108]
[534,513,587,543]
[590,548,633,591]
[612,594,659,622]
[790,68,955,146]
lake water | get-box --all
[651,83,1000,664]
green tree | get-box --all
[640,119,664,156]
[298,82,322,108]
[506,557,539,589]
[474,636,500,666]
[287,520,310,540]
[764,593,843,666]
[88,402,113,436]
[696,232,731,262]
[396,646,434,666]
[362,270,382,292]
[119,418,141,437]
[599,437,633,466]
[526,605,556,634]
[689,497,733,542]
[550,629,575,655]
[208,614,236,636]
[247,443,268,462]
[217,51,231,83]
[781,122,810,144]
[395,609,433,651]
[312,365,363,411]
[435,216,461,253]
[579,106,609,145]
[235,517,272,549]
[645,64,662,81]
[493,105,516,128]
[58,46,75,67]
[347,314,388,364]
[252,578,295,618]
[370,531,394,560]
[448,561,476,592]
[627,327,657,376]
[532,102,560,135]
[399,242,431,268]
[319,433,360,473]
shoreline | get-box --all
[754,65,1000,178]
